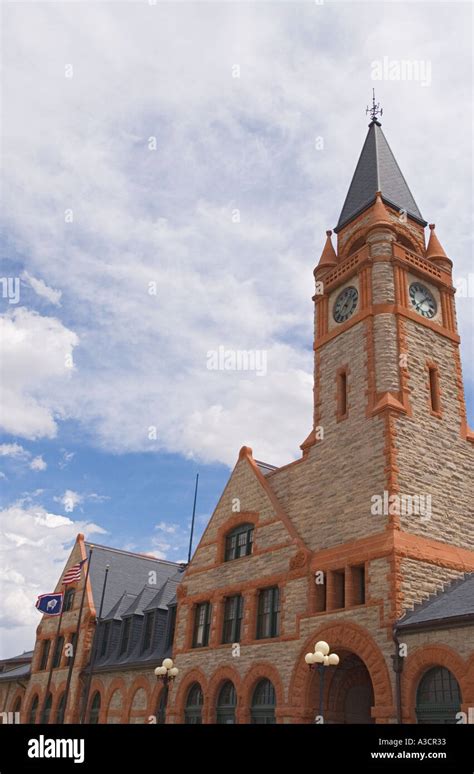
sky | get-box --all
[0,0,472,659]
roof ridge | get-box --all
[85,541,180,566]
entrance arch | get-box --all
[290,622,393,724]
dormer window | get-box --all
[119,618,131,655]
[225,523,254,562]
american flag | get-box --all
[62,558,88,585]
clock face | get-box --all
[409,282,437,319]
[333,286,359,323]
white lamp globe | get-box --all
[162,658,174,670]
[169,667,179,677]
[328,654,340,666]
[154,666,167,676]
[313,651,324,663]
[315,641,330,656]
[305,652,315,664]
[323,655,329,666]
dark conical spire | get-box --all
[335,120,426,232]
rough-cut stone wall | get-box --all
[395,322,474,548]
[400,558,466,612]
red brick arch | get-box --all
[125,676,152,724]
[25,691,41,724]
[172,668,208,724]
[240,662,285,724]
[289,622,393,723]
[104,677,127,724]
[207,665,242,723]
[6,687,26,722]
[401,644,469,723]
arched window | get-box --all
[28,695,39,724]
[251,679,276,724]
[216,681,236,724]
[416,667,461,724]
[225,523,254,562]
[56,692,66,724]
[88,691,101,724]
[63,588,75,612]
[184,683,203,725]
[13,696,22,714]
[41,693,53,724]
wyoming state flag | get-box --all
[35,593,63,616]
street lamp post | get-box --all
[304,640,339,722]
[154,658,179,723]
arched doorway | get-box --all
[416,667,461,724]
[184,683,203,725]
[216,681,236,724]
[310,652,375,724]
[251,679,276,724]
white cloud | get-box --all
[21,270,62,306]
[0,501,106,657]
[54,489,83,513]
[155,522,177,535]
[1,1,472,472]
[58,450,75,469]
[30,455,47,472]
[0,308,79,440]
[0,443,29,459]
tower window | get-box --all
[336,368,349,420]
[222,595,244,644]
[428,364,441,416]
[224,523,254,561]
[63,588,75,612]
[52,636,64,668]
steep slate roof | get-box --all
[85,542,181,618]
[0,662,31,682]
[335,120,426,232]
[397,573,474,630]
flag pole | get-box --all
[62,545,94,723]
[79,563,110,724]
[187,473,199,564]
[39,599,64,723]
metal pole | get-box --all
[39,600,65,723]
[80,564,109,724]
[187,473,199,564]
[319,665,325,720]
[62,546,93,722]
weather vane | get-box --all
[366,89,383,123]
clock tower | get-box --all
[302,113,474,618]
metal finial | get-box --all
[366,88,383,123]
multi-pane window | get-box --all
[39,640,51,671]
[192,602,212,648]
[225,524,254,562]
[29,696,39,724]
[216,681,237,724]
[256,587,280,639]
[119,618,131,655]
[52,636,64,668]
[416,667,461,724]
[142,611,155,652]
[222,595,244,644]
[100,621,111,657]
[251,679,276,724]
[88,692,101,724]
[184,683,203,724]
[63,588,75,612]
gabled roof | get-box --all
[85,542,181,618]
[397,573,474,630]
[335,120,426,232]
[144,577,180,612]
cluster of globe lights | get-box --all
[154,658,179,681]
[305,640,340,667]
